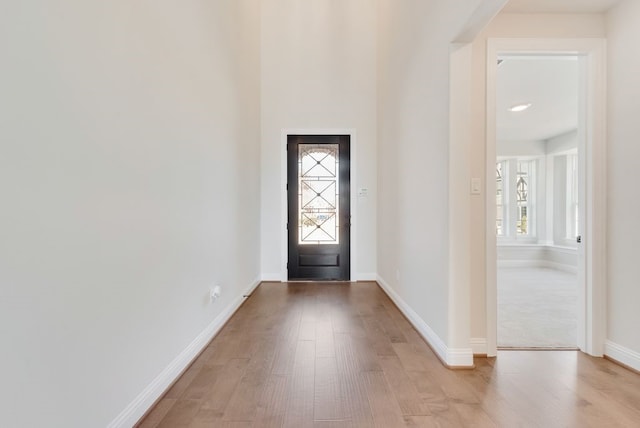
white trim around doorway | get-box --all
[486,38,607,357]
[280,128,358,282]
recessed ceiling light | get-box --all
[509,103,532,112]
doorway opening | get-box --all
[485,38,607,358]
[287,135,351,280]
[495,55,580,349]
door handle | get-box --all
[577,235,582,244]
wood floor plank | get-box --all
[188,413,252,428]
[375,306,407,344]
[181,364,223,400]
[402,415,438,428]
[164,364,204,399]
[207,334,245,366]
[314,357,347,421]
[352,334,383,372]
[271,319,302,375]
[315,321,335,359]
[428,368,481,406]
[222,338,277,422]
[334,333,360,375]
[313,420,353,428]
[187,408,218,428]
[331,300,367,337]
[334,332,381,374]
[137,399,176,428]
[283,340,316,428]
[252,374,289,428]
[156,399,200,428]
[200,358,250,416]
[299,320,316,341]
[378,356,431,416]
[338,371,375,427]
[363,371,407,428]
[451,366,529,427]
[452,403,498,427]
[392,343,428,373]
[405,370,448,405]
[361,315,397,357]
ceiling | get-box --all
[496,56,579,141]
[496,0,621,142]
[502,0,621,14]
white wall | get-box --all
[497,139,546,156]
[0,1,261,426]
[377,0,486,356]
[606,0,640,360]
[260,0,378,280]
[498,245,577,270]
[469,13,606,344]
[547,129,578,154]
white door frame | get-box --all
[280,128,358,282]
[486,38,607,357]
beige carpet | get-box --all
[498,266,577,348]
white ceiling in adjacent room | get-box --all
[502,0,621,14]
[496,57,579,141]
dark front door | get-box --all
[287,135,350,280]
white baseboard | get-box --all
[470,338,488,355]
[376,275,473,368]
[498,259,577,274]
[107,277,262,428]
[605,340,640,372]
[355,273,378,281]
[447,348,475,367]
[543,261,577,274]
[497,260,535,269]
[260,273,282,282]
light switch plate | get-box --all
[471,178,481,195]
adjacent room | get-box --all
[495,56,580,348]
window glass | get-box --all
[496,162,505,236]
[516,161,530,236]
[497,158,536,239]
[566,154,579,240]
[298,144,340,245]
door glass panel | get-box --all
[298,144,339,245]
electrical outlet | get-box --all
[210,285,222,302]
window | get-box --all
[497,158,537,240]
[566,154,579,240]
[516,160,531,236]
[496,161,506,236]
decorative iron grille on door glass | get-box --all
[298,144,339,245]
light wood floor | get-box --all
[138,281,640,427]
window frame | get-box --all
[551,150,579,248]
[496,156,538,244]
